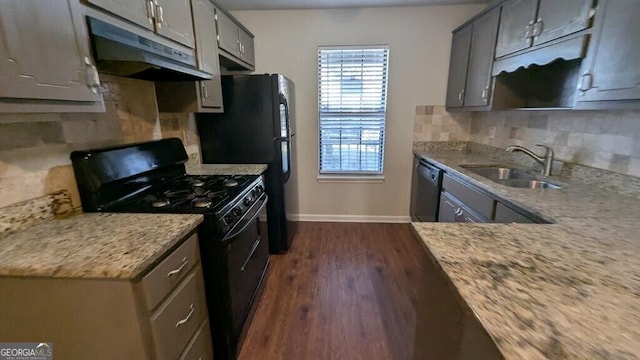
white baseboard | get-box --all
[290,214,411,223]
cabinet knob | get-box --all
[201,82,209,100]
[578,72,593,93]
[155,3,164,28]
[532,18,544,39]
[146,0,156,24]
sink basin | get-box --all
[459,165,563,190]
[460,165,537,181]
[498,179,563,189]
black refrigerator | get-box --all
[196,74,298,254]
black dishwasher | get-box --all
[410,157,443,222]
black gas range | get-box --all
[70,138,269,360]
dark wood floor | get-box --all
[238,222,429,360]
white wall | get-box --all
[232,5,483,221]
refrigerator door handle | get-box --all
[283,140,291,183]
[279,93,291,138]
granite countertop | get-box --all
[0,213,203,280]
[187,163,267,176]
[412,147,640,359]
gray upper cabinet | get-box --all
[495,0,538,58]
[156,0,223,112]
[215,7,255,70]
[445,26,472,109]
[496,0,593,58]
[238,29,256,66]
[446,8,500,110]
[576,0,640,106]
[216,10,241,59]
[464,8,500,107]
[84,0,154,30]
[192,0,223,110]
[85,0,195,48]
[154,0,195,48]
[0,0,103,113]
[534,0,594,46]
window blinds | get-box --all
[318,46,389,174]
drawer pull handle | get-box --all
[167,257,189,278]
[175,304,195,328]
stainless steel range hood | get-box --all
[87,17,212,81]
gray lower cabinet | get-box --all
[576,0,640,107]
[0,233,213,360]
[0,0,104,113]
[439,192,489,223]
[493,202,535,223]
[215,7,255,70]
[156,0,224,113]
[445,26,472,109]
[495,0,593,58]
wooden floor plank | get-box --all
[238,222,428,360]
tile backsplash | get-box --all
[0,74,200,209]
[413,105,640,177]
[413,106,471,142]
[470,110,640,177]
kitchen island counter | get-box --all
[0,212,203,280]
[412,145,640,359]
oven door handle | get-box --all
[222,194,267,241]
[241,236,261,271]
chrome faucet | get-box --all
[505,144,554,176]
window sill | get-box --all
[316,175,385,183]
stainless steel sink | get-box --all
[459,165,563,190]
[460,165,537,181]
[497,179,563,190]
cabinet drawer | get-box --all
[141,233,199,311]
[151,267,208,360]
[439,191,489,223]
[442,174,494,219]
[179,321,214,360]
[494,203,535,223]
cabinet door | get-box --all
[0,0,102,103]
[534,0,593,45]
[199,81,224,110]
[154,0,195,48]
[216,9,240,57]
[445,26,472,108]
[464,8,500,107]
[191,0,223,109]
[494,203,534,223]
[495,0,538,58]
[85,0,154,30]
[239,29,255,66]
[578,0,640,103]
[438,192,458,222]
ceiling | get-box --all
[216,0,488,10]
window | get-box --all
[318,45,389,175]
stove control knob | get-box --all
[250,189,257,197]
[232,207,242,217]
[223,215,234,225]
[256,185,264,194]
[243,197,252,206]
